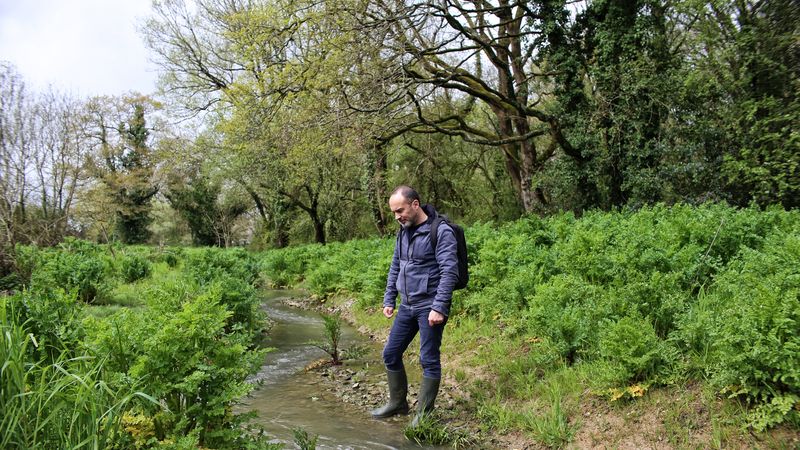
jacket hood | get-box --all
[421,204,438,219]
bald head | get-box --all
[389,185,427,228]
[390,185,421,204]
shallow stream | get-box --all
[240,290,447,449]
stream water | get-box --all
[240,290,447,449]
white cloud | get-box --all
[0,0,158,97]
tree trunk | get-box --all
[309,208,326,245]
[367,145,388,236]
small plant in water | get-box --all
[292,427,318,450]
[310,313,342,365]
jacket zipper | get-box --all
[403,229,411,303]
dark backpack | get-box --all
[430,215,469,290]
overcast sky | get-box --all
[0,0,158,97]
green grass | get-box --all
[104,261,177,307]
[403,412,475,448]
[1,301,156,449]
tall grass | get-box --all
[0,300,154,449]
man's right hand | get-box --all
[383,306,394,318]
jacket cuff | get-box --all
[431,301,449,317]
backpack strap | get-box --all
[429,215,446,250]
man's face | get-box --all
[389,194,420,228]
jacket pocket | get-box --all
[397,263,429,300]
[406,272,429,299]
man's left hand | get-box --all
[428,310,445,326]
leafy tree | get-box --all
[539,0,685,210]
[165,173,249,246]
[142,0,799,235]
[85,96,160,244]
[687,0,799,208]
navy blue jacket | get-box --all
[383,204,459,317]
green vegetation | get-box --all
[262,203,800,446]
[2,241,277,449]
[3,2,797,253]
[0,1,797,447]
[403,412,474,449]
[1,300,154,450]
[309,314,344,365]
[291,428,318,450]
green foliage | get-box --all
[524,275,604,364]
[1,298,154,450]
[597,316,669,387]
[292,427,318,450]
[309,313,342,365]
[120,253,153,283]
[260,244,323,287]
[4,288,83,356]
[151,246,183,268]
[165,174,248,246]
[214,274,264,334]
[186,247,260,285]
[94,100,159,245]
[527,390,578,449]
[27,238,113,303]
[267,203,800,431]
[403,412,474,448]
[84,274,266,448]
[5,243,273,448]
[183,247,263,336]
[261,238,393,308]
[7,244,41,289]
[683,231,800,430]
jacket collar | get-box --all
[402,204,437,239]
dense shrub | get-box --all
[213,274,264,335]
[681,231,800,430]
[120,254,153,283]
[1,298,143,449]
[261,239,394,307]
[2,244,42,290]
[84,275,266,448]
[4,289,83,356]
[186,247,259,285]
[150,246,184,268]
[24,239,113,303]
[523,275,606,363]
[302,239,394,303]
[260,243,329,287]
[597,315,670,386]
[4,243,272,448]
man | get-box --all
[371,185,459,427]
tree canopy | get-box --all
[1,0,797,248]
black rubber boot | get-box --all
[371,369,409,418]
[410,376,440,427]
